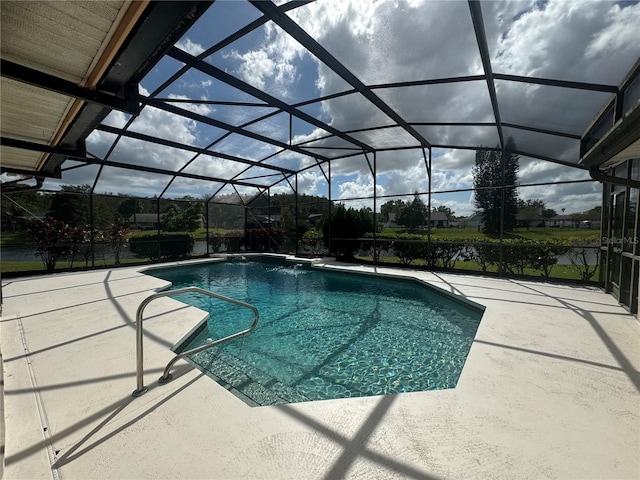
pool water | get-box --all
[146,259,484,406]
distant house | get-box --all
[128,213,161,230]
[429,211,450,228]
[579,219,601,229]
[307,214,323,226]
[384,212,400,228]
[385,211,450,229]
[545,214,601,229]
[545,215,575,228]
[516,210,545,228]
[127,213,205,230]
[460,213,484,229]
[251,213,322,228]
[251,214,282,227]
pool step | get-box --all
[189,348,310,406]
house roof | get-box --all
[128,213,160,223]
[516,211,544,220]
[430,211,450,221]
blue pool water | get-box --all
[146,258,483,406]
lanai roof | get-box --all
[2,1,639,208]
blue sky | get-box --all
[47,0,640,216]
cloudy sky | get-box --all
[48,0,640,216]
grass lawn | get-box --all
[127,227,232,240]
[509,227,600,243]
[381,227,600,243]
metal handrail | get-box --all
[132,286,259,397]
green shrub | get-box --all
[28,217,73,272]
[374,233,471,268]
[460,238,571,277]
[389,233,425,265]
[426,242,469,269]
[129,233,194,260]
[567,246,600,281]
[363,233,392,263]
[246,227,285,252]
[107,219,129,266]
[207,233,224,252]
[360,232,594,281]
[501,239,571,277]
[300,228,325,256]
[462,242,501,272]
[223,230,244,252]
[527,242,572,278]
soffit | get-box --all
[0,0,133,174]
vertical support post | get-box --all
[295,173,299,256]
[328,161,332,255]
[499,147,506,276]
[426,148,432,248]
[267,188,272,252]
[373,151,377,264]
[598,183,607,287]
[635,178,639,316]
[89,193,95,268]
[605,184,614,292]
[90,166,101,269]
[156,198,162,263]
[244,206,248,250]
[268,188,271,226]
[205,199,210,256]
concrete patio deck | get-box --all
[1,259,638,479]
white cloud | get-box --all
[222,22,306,99]
[227,49,278,90]
[84,88,217,195]
[492,0,640,84]
[380,163,428,196]
[126,106,198,146]
[431,197,477,218]
[487,0,640,140]
[297,170,325,195]
[101,111,131,129]
[516,157,599,214]
[519,181,602,215]
[166,94,213,117]
[336,173,382,201]
[431,169,473,192]
[175,37,205,56]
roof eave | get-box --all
[36,1,212,176]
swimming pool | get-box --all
[146,258,484,406]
